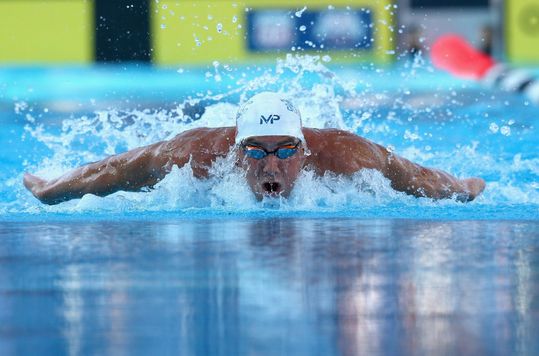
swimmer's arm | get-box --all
[23,140,182,205]
[382,151,485,202]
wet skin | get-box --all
[23,127,486,205]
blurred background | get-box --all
[0,0,536,67]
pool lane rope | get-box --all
[431,34,539,104]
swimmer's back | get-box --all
[303,128,388,175]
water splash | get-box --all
[4,55,539,216]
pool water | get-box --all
[0,56,538,354]
[1,218,538,355]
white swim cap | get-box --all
[235,92,304,144]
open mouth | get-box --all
[262,182,282,195]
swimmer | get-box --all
[23,92,485,205]
[431,34,539,104]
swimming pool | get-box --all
[2,57,538,218]
[1,57,538,354]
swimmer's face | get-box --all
[238,135,306,200]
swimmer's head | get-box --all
[235,92,304,144]
[235,92,306,200]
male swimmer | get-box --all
[23,92,485,205]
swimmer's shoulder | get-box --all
[170,127,236,147]
[172,126,235,141]
[161,127,236,158]
[303,128,386,173]
[159,127,236,176]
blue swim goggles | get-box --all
[242,142,300,160]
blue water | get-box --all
[0,218,538,355]
[0,58,538,354]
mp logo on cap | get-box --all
[260,114,280,124]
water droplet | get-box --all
[299,25,306,32]
[489,122,499,133]
[295,6,307,17]
[160,24,166,29]
[500,126,511,136]
[216,23,223,33]
[404,130,420,141]
[232,16,237,23]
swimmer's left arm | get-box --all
[314,130,484,202]
[382,150,485,202]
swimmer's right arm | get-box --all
[23,140,184,205]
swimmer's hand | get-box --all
[24,173,76,205]
[23,173,57,205]
[459,177,486,202]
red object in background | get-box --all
[431,35,496,80]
